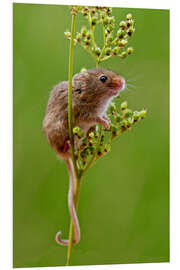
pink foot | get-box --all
[97,116,110,130]
[62,140,70,153]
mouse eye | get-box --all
[100,75,108,83]
[75,88,82,94]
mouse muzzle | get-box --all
[109,76,126,96]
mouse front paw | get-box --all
[97,116,110,130]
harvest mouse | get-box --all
[43,68,125,159]
[43,68,125,246]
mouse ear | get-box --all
[72,72,90,90]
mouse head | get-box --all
[72,68,126,103]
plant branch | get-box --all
[80,124,103,177]
[66,12,81,266]
[68,14,78,178]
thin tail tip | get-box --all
[55,230,80,246]
[55,231,61,242]
[55,231,68,246]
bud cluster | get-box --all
[73,101,147,170]
[65,6,135,64]
[107,101,147,137]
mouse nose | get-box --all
[112,77,126,90]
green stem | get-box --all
[88,12,96,49]
[100,55,112,62]
[68,14,78,178]
[66,177,81,266]
[97,26,106,64]
[66,12,81,266]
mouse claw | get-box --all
[104,121,110,130]
[97,117,110,130]
[103,116,111,130]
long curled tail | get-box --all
[56,158,80,246]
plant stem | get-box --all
[66,12,81,266]
[98,26,106,64]
[87,12,96,50]
[66,12,102,265]
[66,177,81,266]
[67,13,79,179]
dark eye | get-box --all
[100,75,108,83]
[75,88,82,94]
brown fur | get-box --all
[43,68,125,158]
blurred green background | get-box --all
[13,3,169,268]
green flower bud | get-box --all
[120,51,128,58]
[107,24,114,32]
[80,67,87,73]
[119,21,126,29]
[91,16,98,26]
[108,16,115,24]
[120,101,127,110]
[83,6,89,12]
[91,8,96,14]
[112,46,120,55]
[81,26,87,37]
[104,144,111,153]
[85,39,90,46]
[127,47,134,54]
[118,39,128,47]
[126,13,132,20]
[73,126,80,134]
[110,123,117,132]
[123,109,132,117]
[139,110,147,119]
[107,7,112,15]
[100,12,106,20]
[103,17,109,25]
[64,31,71,39]
[127,118,134,126]
[132,111,140,121]
[95,47,101,56]
[126,19,134,28]
[117,29,126,39]
[115,114,122,122]
[105,47,111,55]
[89,132,95,138]
[122,119,128,128]
[110,102,116,112]
[106,35,113,44]
[127,27,135,37]
[73,126,84,138]
[86,31,92,40]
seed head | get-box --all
[119,21,126,29]
[120,51,128,58]
[121,101,128,110]
[95,47,101,56]
[126,13,132,20]
[105,47,111,55]
[81,26,87,37]
[127,47,134,54]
